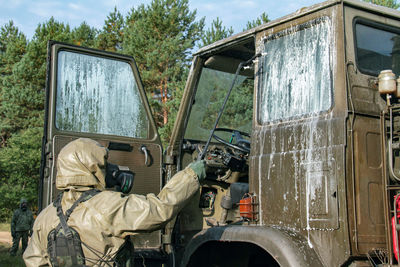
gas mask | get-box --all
[105,163,134,194]
[21,202,27,211]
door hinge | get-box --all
[164,155,175,165]
[45,142,52,154]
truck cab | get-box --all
[41,0,400,266]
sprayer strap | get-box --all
[53,189,100,221]
[55,194,78,265]
[53,189,100,266]
[64,189,100,220]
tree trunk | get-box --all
[161,79,168,125]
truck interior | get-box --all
[174,37,256,247]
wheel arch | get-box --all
[180,226,323,267]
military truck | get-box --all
[39,0,400,265]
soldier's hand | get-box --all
[188,160,206,182]
[11,232,15,238]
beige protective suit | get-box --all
[23,138,200,266]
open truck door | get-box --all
[39,41,164,253]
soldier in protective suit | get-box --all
[10,198,34,256]
[23,138,205,266]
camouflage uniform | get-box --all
[23,138,204,266]
[10,198,34,256]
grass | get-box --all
[0,223,25,266]
[0,223,9,232]
[0,242,25,267]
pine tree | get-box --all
[123,0,204,142]
[0,21,27,77]
[363,0,400,8]
[245,12,270,30]
[0,21,27,146]
[96,7,125,51]
[72,22,97,48]
[158,77,186,144]
[200,17,233,47]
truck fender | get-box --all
[180,225,323,267]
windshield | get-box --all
[184,67,253,141]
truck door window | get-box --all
[259,18,333,123]
[56,51,149,138]
[355,21,400,76]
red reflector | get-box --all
[239,194,257,220]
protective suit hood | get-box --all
[20,198,28,210]
[56,138,108,191]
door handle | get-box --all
[140,145,150,166]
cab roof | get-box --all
[194,0,400,57]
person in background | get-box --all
[10,198,34,256]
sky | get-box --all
[0,0,322,40]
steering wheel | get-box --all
[212,128,251,154]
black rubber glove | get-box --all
[188,160,206,181]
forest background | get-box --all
[0,0,396,221]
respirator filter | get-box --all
[105,163,134,194]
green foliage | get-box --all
[244,12,270,30]
[72,22,98,47]
[363,0,400,8]
[0,21,27,77]
[123,0,204,131]
[0,82,44,133]
[200,17,233,47]
[96,7,125,51]
[0,21,27,145]
[0,127,41,221]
